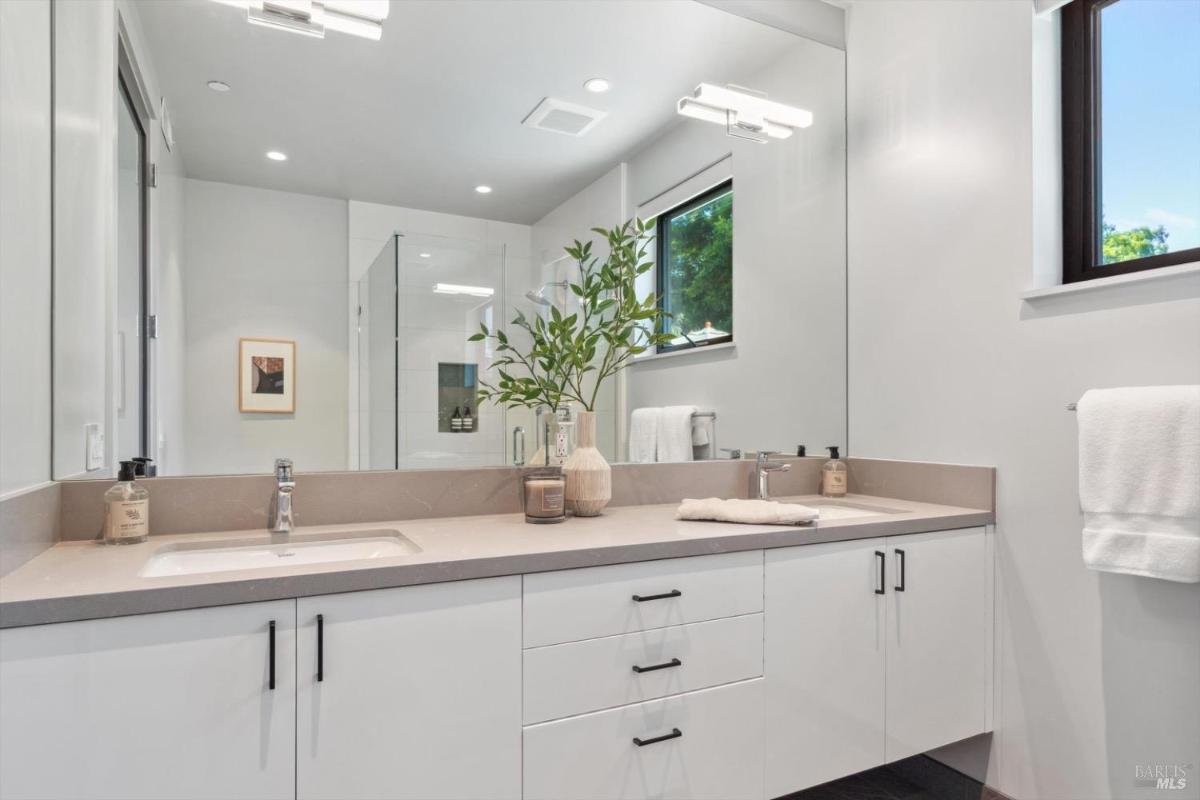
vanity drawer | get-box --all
[523,678,764,800]
[522,550,764,647]
[523,613,763,724]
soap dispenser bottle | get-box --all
[451,406,463,432]
[820,446,848,498]
[103,460,149,544]
[462,405,474,432]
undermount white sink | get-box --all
[139,529,421,578]
[809,501,906,521]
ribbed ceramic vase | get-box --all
[563,410,611,516]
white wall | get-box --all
[52,0,117,480]
[846,3,1200,799]
[624,38,847,458]
[182,180,348,475]
[0,0,52,496]
[348,201,531,469]
[529,164,628,460]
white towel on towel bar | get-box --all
[658,406,697,462]
[628,407,661,463]
[677,497,819,525]
[1078,385,1200,583]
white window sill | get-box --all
[1021,261,1200,300]
[631,341,736,365]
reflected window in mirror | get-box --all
[654,180,734,354]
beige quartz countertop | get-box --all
[0,494,993,628]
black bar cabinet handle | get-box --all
[316,614,324,682]
[895,549,906,592]
[632,658,683,674]
[633,728,683,747]
[632,589,682,602]
[874,551,886,595]
[268,620,276,691]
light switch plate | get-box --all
[85,424,104,471]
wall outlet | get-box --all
[85,424,105,471]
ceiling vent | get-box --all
[521,97,607,137]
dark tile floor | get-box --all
[778,756,985,800]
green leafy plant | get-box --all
[470,218,675,411]
[1102,222,1169,265]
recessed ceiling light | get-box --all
[419,252,432,258]
[583,78,610,93]
[474,185,492,194]
[207,80,231,92]
[266,150,288,161]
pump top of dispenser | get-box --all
[827,446,840,459]
[117,460,138,482]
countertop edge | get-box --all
[0,508,993,629]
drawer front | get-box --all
[524,613,763,724]
[523,679,764,800]
[523,550,764,648]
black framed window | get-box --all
[1061,0,1199,283]
[654,180,733,354]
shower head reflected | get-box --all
[526,281,568,308]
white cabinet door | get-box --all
[296,576,522,800]
[885,528,989,762]
[0,601,296,800]
[764,539,886,797]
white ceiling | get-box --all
[133,0,808,224]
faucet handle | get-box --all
[274,458,293,481]
[755,450,780,463]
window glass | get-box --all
[657,182,733,352]
[1098,0,1200,265]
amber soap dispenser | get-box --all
[820,446,848,498]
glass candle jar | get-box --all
[522,470,566,524]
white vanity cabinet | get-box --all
[295,576,522,800]
[522,551,766,800]
[0,600,297,800]
[764,527,991,798]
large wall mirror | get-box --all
[52,0,846,479]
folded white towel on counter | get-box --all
[628,407,661,463]
[658,405,697,462]
[1078,385,1200,583]
[677,497,819,525]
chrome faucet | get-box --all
[755,451,791,501]
[270,458,295,534]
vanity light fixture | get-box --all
[474,185,493,194]
[583,78,610,93]
[433,283,495,298]
[207,80,231,92]
[266,150,288,161]
[676,83,812,143]
[418,252,432,258]
[210,0,389,41]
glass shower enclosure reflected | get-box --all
[358,233,508,470]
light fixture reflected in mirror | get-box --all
[433,283,494,298]
[677,83,812,143]
[210,0,389,41]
